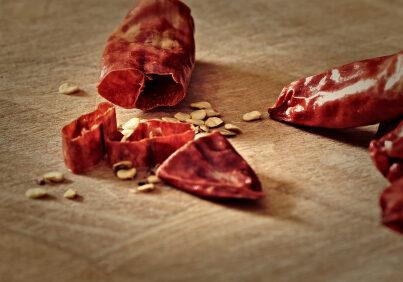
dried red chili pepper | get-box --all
[369,119,403,182]
[157,131,264,199]
[62,102,117,173]
[268,50,403,128]
[106,120,194,168]
[97,0,195,110]
[380,177,403,234]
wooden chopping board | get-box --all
[0,0,402,281]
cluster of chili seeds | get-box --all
[113,160,161,192]
[26,171,78,200]
[162,101,262,139]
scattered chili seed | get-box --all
[190,110,206,120]
[113,161,133,174]
[147,175,160,184]
[186,118,204,126]
[137,183,155,192]
[162,117,179,123]
[63,189,77,199]
[116,168,137,180]
[190,101,211,109]
[225,123,242,133]
[174,112,191,122]
[199,125,209,132]
[122,118,140,130]
[43,171,65,183]
[216,129,236,137]
[59,82,79,94]
[205,108,221,117]
[25,188,48,199]
[205,117,224,128]
[243,111,262,121]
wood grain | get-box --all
[1,0,402,281]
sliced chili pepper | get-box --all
[157,131,264,199]
[97,0,195,110]
[268,50,403,128]
[380,177,403,234]
[106,120,195,168]
[62,102,117,174]
[369,119,403,182]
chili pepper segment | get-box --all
[157,131,264,199]
[369,119,403,182]
[380,177,403,234]
[62,102,117,174]
[106,120,195,168]
[97,0,195,110]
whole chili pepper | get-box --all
[369,119,403,182]
[268,50,403,128]
[380,177,403,234]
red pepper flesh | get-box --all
[61,102,117,174]
[157,131,264,199]
[369,119,403,182]
[106,120,194,168]
[97,0,195,110]
[268,50,403,128]
[380,177,403,234]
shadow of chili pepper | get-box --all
[287,123,378,149]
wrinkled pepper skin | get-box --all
[97,0,195,110]
[62,103,117,174]
[157,131,264,199]
[380,177,403,234]
[268,50,403,128]
[369,120,403,182]
[106,120,194,168]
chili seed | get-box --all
[25,188,48,199]
[147,175,160,184]
[243,111,262,121]
[137,183,155,192]
[190,110,206,120]
[205,108,221,117]
[63,189,77,199]
[162,117,179,123]
[216,129,236,137]
[122,118,140,130]
[224,123,242,133]
[186,118,204,126]
[59,82,79,94]
[43,171,64,183]
[190,101,211,109]
[116,168,137,180]
[174,112,191,122]
[199,125,209,132]
[113,161,133,174]
[205,117,224,128]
